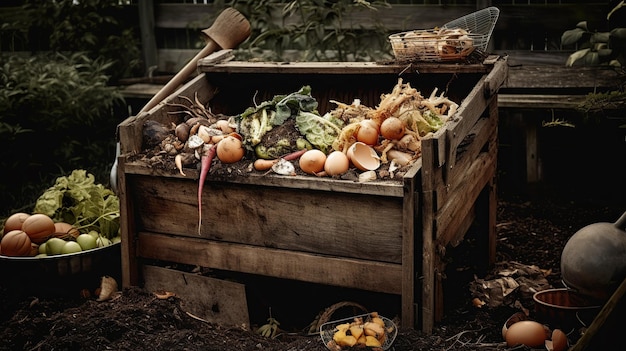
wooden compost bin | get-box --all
[116,58,508,332]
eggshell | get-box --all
[21,213,55,245]
[505,320,548,348]
[324,151,350,176]
[551,329,568,351]
[3,212,30,234]
[347,142,380,171]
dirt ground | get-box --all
[0,195,623,351]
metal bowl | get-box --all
[0,242,121,296]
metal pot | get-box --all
[560,211,626,301]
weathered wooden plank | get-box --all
[422,58,504,172]
[123,162,407,197]
[118,72,217,154]
[117,159,138,288]
[436,110,498,210]
[401,160,419,329]
[525,119,540,184]
[502,65,622,91]
[142,265,250,328]
[129,175,404,263]
[137,232,403,295]
[435,150,496,247]
[498,94,588,109]
[199,60,490,75]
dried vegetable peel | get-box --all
[331,78,458,167]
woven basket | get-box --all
[389,6,499,62]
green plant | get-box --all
[561,2,626,67]
[8,0,142,82]
[561,2,626,125]
[228,0,392,62]
[0,52,123,217]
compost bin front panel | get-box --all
[127,174,404,263]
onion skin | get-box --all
[380,117,405,140]
[216,135,245,163]
[356,119,379,145]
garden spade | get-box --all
[139,7,251,113]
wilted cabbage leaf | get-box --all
[295,111,344,154]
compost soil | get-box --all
[0,195,623,351]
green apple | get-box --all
[76,234,97,251]
[45,237,67,255]
[61,241,82,254]
[38,242,47,254]
[96,237,112,247]
[88,230,100,239]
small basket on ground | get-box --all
[389,6,499,62]
[319,313,397,350]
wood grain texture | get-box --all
[137,232,402,295]
[142,265,250,328]
[129,175,404,263]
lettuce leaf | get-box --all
[34,169,120,239]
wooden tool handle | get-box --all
[139,40,220,114]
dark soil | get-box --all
[0,195,623,351]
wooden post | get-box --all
[138,0,158,75]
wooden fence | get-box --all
[137,1,611,73]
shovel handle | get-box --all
[139,39,220,114]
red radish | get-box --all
[282,148,308,161]
[198,143,217,235]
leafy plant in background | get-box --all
[0,53,123,217]
[227,0,392,62]
[8,0,142,83]
[561,1,626,123]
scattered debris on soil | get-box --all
[0,196,623,351]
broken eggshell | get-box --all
[347,142,381,171]
[547,329,568,351]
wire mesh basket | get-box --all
[319,313,397,350]
[389,6,500,62]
